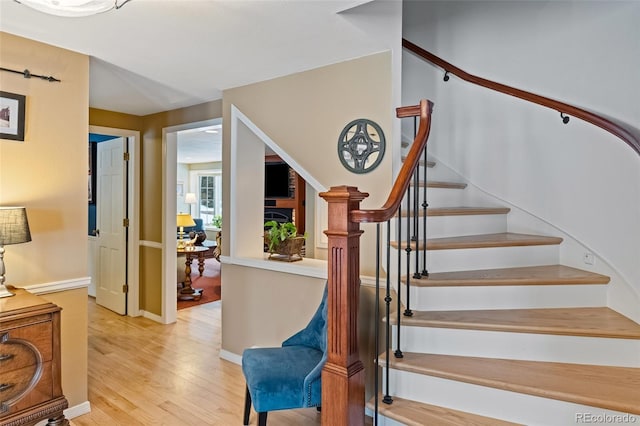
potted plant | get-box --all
[264,220,305,262]
[212,215,222,229]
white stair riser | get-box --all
[383,369,638,426]
[367,413,404,426]
[388,327,640,367]
[405,186,470,206]
[406,159,463,182]
[387,245,560,275]
[391,213,508,239]
[406,186,495,207]
[398,283,607,311]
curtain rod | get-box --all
[0,67,61,82]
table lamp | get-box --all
[184,192,197,215]
[177,212,195,250]
[0,207,32,298]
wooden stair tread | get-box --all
[367,395,521,426]
[383,353,640,415]
[403,265,610,287]
[399,206,511,217]
[391,233,563,251]
[410,180,467,189]
[401,155,435,168]
[394,307,640,339]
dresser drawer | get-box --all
[0,361,53,417]
[0,290,67,425]
[0,321,52,367]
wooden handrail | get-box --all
[351,99,434,224]
[403,39,640,157]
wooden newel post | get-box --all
[319,185,369,426]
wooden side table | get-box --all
[177,246,208,301]
[0,288,69,426]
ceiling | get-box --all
[0,0,384,116]
[0,0,391,164]
[176,124,221,163]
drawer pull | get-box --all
[0,353,14,362]
[0,383,15,392]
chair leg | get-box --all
[258,412,267,426]
[243,386,251,425]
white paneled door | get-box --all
[96,137,127,315]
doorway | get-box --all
[88,125,140,316]
[162,118,222,324]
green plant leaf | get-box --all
[263,221,302,253]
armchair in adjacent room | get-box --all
[241,285,327,426]
[177,217,205,239]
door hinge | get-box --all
[122,284,129,293]
[123,152,130,161]
[123,218,130,227]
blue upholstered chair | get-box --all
[182,217,204,234]
[241,286,327,426]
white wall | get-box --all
[403,1,640,319]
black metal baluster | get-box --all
[422,145,429,277]
[413,169,421,280]
[404,186,413,317]
[383,220,393,405]
[374,224,381,425]
[412,117,422,280]
[395,207,404,359]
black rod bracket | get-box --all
[560,112,570,124]
[443,71,450,82]
[0,67,61,83]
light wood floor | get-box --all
[73,299,323,425]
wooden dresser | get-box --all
[0,289,68,426]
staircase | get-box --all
[368,154,640,425]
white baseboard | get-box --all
[21,277,90,295]
[35,401,91,425]
[219,349,242,365]
[141,310,163,323]
[65,401,92,420]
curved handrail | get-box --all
[403,39,640,157]
[351,99,434,223]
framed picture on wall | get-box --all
[0,91,26,141]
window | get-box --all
[195,172,222,227]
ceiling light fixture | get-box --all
[14,0,132,17]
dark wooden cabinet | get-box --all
[0,289,68,426]
[264,155,306,234]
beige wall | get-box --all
[222,51,393,274]
[89,107,142,132]
[221,50,393,357]
[90,101,222,315]
[0,32,89,408]
[40,288,89,407]
[223,52,392,205]
[221,265,326,354]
